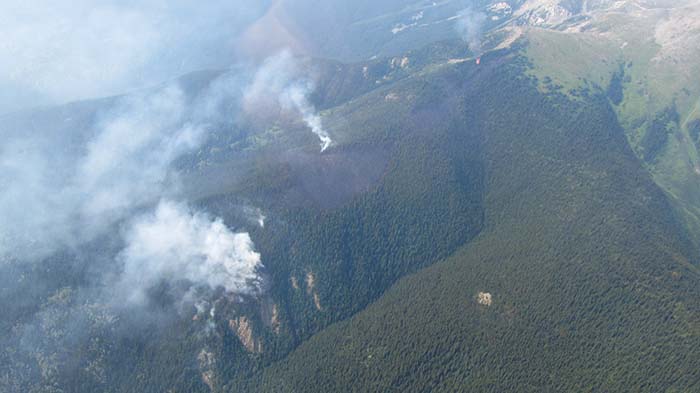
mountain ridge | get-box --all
[250,49,700,392]
[3,1,700,392]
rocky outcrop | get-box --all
[306,271,323,311]
[305,271,316,295]
[260,297,282,335]
[270,304,281,334]
[477,292,493,306]
[197,349,216,391]
[229,316,263,353]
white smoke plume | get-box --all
[0,83,204,261]
[115,200,263,306]
[78,86,205,234]
[242,206,266,228]
[287,86,333,152]
[455,8,488,55]
[244,50,333,152]
[0,69,269,309]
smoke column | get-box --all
[0,84,203,261]
[287,85,333,152]
[244,50,333,152]
[0,69,267,307]
[455,8,487,55]
[115,199,263,306]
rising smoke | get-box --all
[455,8,488,55]
[115,200,263,306]
[244,51,333,152]
[241,205,267,228]
[0,48,329,311]
[0,69,269,307]
[0,3,333,390]
[0,83,203,261]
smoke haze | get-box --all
[0,3,340,389]
[115,200,263,306]
[0,0,271,114]
[0,83,204,261]
[244,51,333,152]
[1,49,331,312]
[0,64,276,307]
[456,8,488,55]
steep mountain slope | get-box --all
[3,1,700,392]
[512,0,700,248]
[178,48,489,391]
[0,44,487,392]
[251,50,700,392]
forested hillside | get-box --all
[3,1,700,392]
[250,51,700,392]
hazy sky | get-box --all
[0,0,271,114]
[0,0,331,310]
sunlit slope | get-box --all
[250,53,700,392]
[518,0,700,247]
